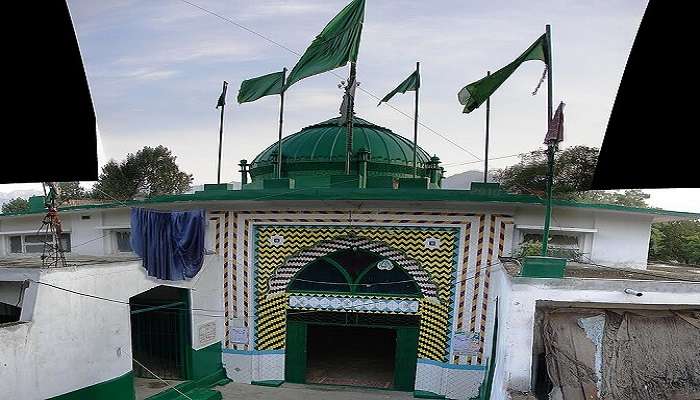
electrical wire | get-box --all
[576,255,700,283]
[25,260,508,318]
[172,0,482,161]
[132,358,195,400]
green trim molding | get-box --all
[49,371,135,400]
[414,390,445,399]
[251,380,285,387]
[4,186,698,222]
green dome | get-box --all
[249,116,433,182]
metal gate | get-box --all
[130,290,190,380]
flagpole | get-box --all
[484,70,491,183]
[276,68,287,179]
[217,80,228,184]
[345,61,357,175]
[541,24,554,257]
[412,61,420,177]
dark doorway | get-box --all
[129,286,189,399]
[306,324,396,389]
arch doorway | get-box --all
[283,247,422,391]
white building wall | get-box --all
[591,213,653,268]
[491,270,700,397]
[66,212,104,256]
[513,207,655,269]
[0,254,223,400]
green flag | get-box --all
[285,0,365,89]
[458,33,549,113]
[377,69,420,106]
[237,71,285,103]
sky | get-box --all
[2,0,698,212]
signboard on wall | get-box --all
[230,326,249,345]
[198,321,217,347]
[452,331,481,355]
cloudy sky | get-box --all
[2,0,698,212]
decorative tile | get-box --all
[288,294,419,314]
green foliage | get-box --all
[494,146,599,197]
[57,181,87,203]
[514,239,584,261]
[91,145,193,201]
[514,240,542,258]
[494,146,650,207]
[572,189,650,208]
[1,197,30,214]
[649,220,700,265]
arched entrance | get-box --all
[280,240,433,391]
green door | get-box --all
[285,321,307,383]
[393,326,419,391]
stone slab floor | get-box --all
[216,382,414,400]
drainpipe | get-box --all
[238,159,249,185]
[357,148,370,188]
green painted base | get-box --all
[520,256,567,278]
[49,371,135,400]
[414,390,445,399]
[251,380,285,387]
[398,177,429,189]
[263,178,295,189]
[146,368,229,400]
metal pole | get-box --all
[541,24,554,257]
[412,62,420,177]
[484,70,491,183]
[345,62,357,175]
[277,68,287,179]
[217,81,228,184]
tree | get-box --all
[56,181,87,203]
[1,198,29,214]
[575,189,650,208]
[91,145,193,201]
[493,146,650,207]
[494,146,599,198]
[649,220,700,265]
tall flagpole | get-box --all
[541,24,554,257]
[484,70,491,183]
[217,80,228,184]
[412,61,420,177]
[277,68,287,179]
[345,62,357,175]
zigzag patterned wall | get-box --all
[211,210,513,365]
[255,225,459,361]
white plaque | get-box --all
[198,321,217,346]
[230,326,249,345]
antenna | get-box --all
[38,182,67,268]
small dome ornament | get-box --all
[269,234,285,247]
[424,237,441,250]
[377,259,394,270]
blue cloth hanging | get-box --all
[130,208,205,280]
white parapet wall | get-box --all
[489,269,700,399]
[0,254,223,400]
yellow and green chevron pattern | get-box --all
[253,225,459,361]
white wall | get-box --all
[491,269,700,397]
[0,254,223,400]
[513,207,655,268]
[591,212,653,268]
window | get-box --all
[288,249,421,296]
[522,233,582,260]
[8,233,71,254]
[114,230,132,253]
[0,281,27,324]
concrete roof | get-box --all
[503,260,700,282]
